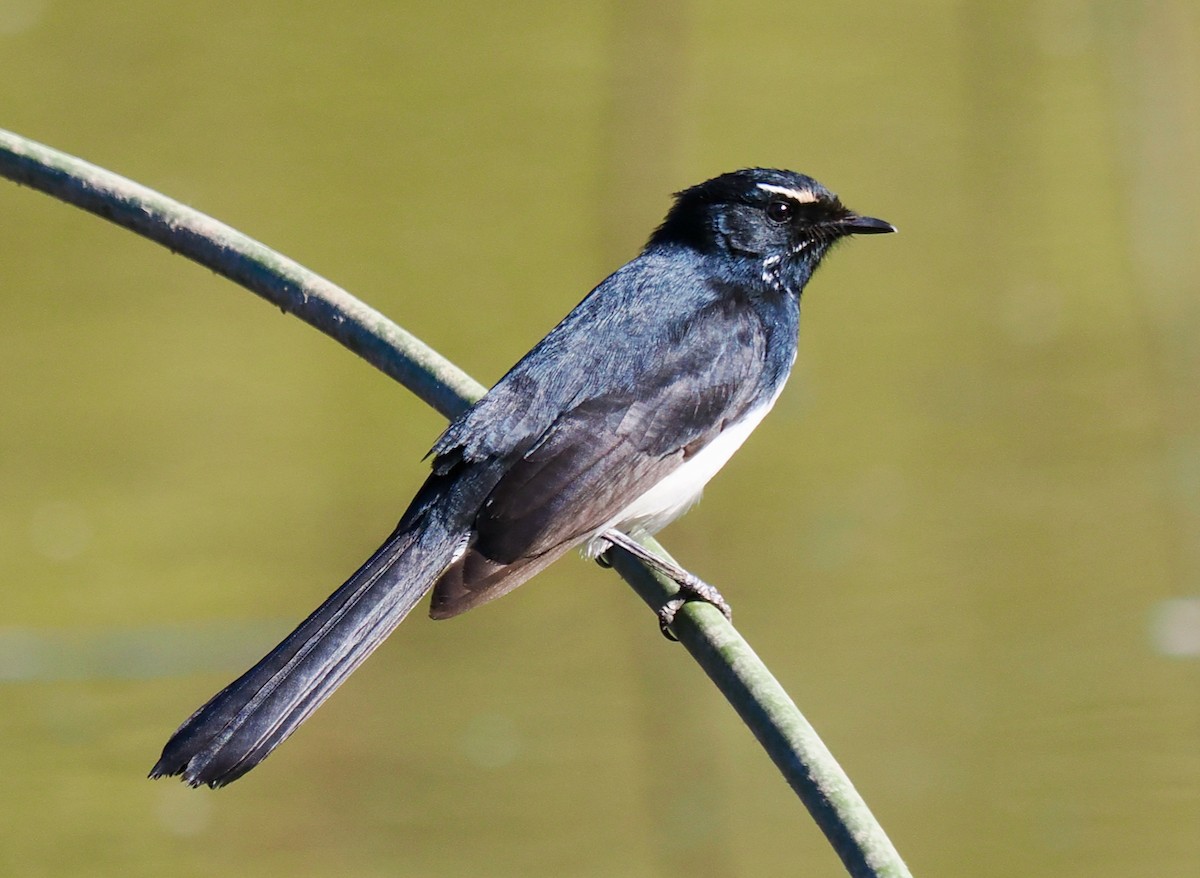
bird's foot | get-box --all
[598,529,732,640]
[656,572,732,640]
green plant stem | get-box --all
[0,127,912,878]
[0,129,481,419]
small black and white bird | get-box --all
[150,168,893,787]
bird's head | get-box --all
[648,168,894,295]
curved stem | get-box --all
[0,126,912,878]
[0,129,481,419]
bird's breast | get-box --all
[583,380,787,556]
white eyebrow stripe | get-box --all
[756,183,819,204]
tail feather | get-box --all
[150,504,463,787]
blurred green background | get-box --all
[2,2,1198,876]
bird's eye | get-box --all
[766,199,793,224]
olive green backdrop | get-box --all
[1,2,1197,876]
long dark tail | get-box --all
[149,491,465,788]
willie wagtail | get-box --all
[150,167,894,787]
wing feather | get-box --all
[429,294,772,617]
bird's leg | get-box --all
[599,529,732,638]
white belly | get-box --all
[583,384,785,557]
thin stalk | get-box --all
[0,127,912,878]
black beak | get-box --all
[839,213,896,235]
